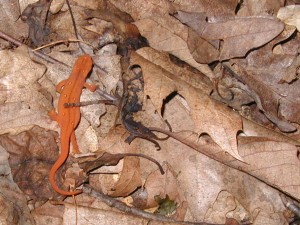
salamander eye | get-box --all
[64,94,67,98]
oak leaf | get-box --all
[130,49,243,161]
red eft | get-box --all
[48,54,97,196]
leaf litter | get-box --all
[0,0,300,225]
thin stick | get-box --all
[32,39,93,51]
[83,186,221,225]
[65,0,85,54]
[122,153,164,175]
[65,0,107,73]
[64,99,116,108]
[0,30,69,67]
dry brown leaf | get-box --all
[109,155,142,197]
[0,126,85,200]
[205,191,249,224]
[229,44,300,131]
[134,18,216,79]
[280,54,300,82]
[62,202,186,225]
[135,47,213,95]
[187,28,220,64]
[233,64,297,132]
[237,0,285,16]
[234,137,300,199]
[0,0,28,44]
[83,126,142,197]
[171,0,239,17]
[184,86,242,160]
[141,163,187,220]
[174,11,285,61]
[110,0,175,21]
[157,127,300,200]
[0,46,57,135]
[130,49,243,160]
[145,95,288,224]
[0,146,35,225]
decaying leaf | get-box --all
[174,11,285,61]
[204,191,250,224]
[134,163,187,220]
[187,28,220,64]
[0,126,85,200]
[21,0,51,47]
[0,145,35,225]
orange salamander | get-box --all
[48,54,97,195]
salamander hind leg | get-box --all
[71,131,80,154]
[48,110,58,121]
[84,83,97,92]
[56,79,68,93]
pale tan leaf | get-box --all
[0,102,55,135]
[49,0,65,14]
[204,191,249,223]
[157,102,300,200]
[277,5,300,31]
[234,137,300,199]
[183,86,242,161]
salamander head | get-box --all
[73,54,93,78]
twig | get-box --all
[280,194,300,217]
[122,153,164,175]
[0,30,69,67]
[32,38,93,51]
[83,186,222,225]
[64,99,116,107]
[65,0,108,74]
[65,0,80,41]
